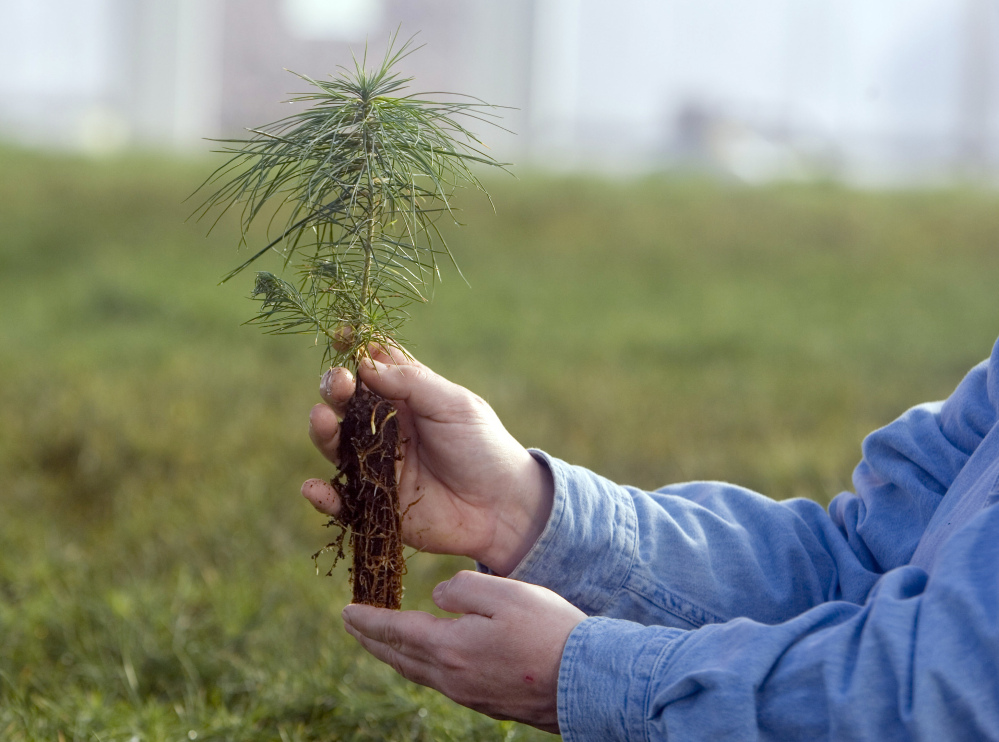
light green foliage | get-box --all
[195,37,506,370]
[1,146,998,739]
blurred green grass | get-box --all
[1,145,997,740]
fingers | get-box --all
[301,478,340,516]
[342,605,445,684]
[319,366,355,412]
[305,398,343,517]
[343,604,439,651]
[432,571,525,618]
[309,403,340,464]
[343,581,575,732]
[367,341,414,366]
[357,356,467,420]
[317,348,422,413]
[321,344,442,420]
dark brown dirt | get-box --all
[318,382,405,609]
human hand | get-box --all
[342,570,586,733]
[302,345,554,576]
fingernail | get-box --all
[342,605,355,625]
[321,369,333,397]
[432,580,450,601]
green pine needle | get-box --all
[195,32,510,371]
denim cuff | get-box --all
[498,450,640,615]
[558,616,683,741]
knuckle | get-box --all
[447,570,474,592]
[388,654,434,691]
[382,622,407,652]
[387,654,412,680]
[409,364,432,387]
[466,391,491,414]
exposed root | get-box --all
[314,382,404,609]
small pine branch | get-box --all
[195,32,510,371]
[248,271,331,338]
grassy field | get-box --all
[1,144,998,740]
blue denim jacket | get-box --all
[510,336,999,741]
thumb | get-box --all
[359,357,462,419]
[432,570,517,617]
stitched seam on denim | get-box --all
[623,575,726,628]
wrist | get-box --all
[483,452,554,576]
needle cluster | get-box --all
[196,36,506,369]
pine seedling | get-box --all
[195,36,506,608]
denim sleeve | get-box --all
[510,350,996,628]
[510,454,880,627]
[829,354,996,571]
[556,504,999,740]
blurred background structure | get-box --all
[2,0,999,184]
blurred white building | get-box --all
[1,0,998,184]
[0,0,536,157]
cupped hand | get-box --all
[342,570,586,733]
[302,346,554,576]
